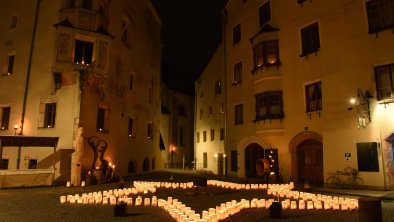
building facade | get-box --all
[0,0,163,183]
[161,82,194,169]
[197,0,394,190]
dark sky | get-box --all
[151,0,227,95]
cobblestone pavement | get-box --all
[0,170,394,222]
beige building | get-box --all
[197,0,394,190]
[0,0,163,184]
[161,82,194,169]
[195,44,226,175]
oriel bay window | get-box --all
[74,40,94,65]
[366,0,394,34]
[253,40,280,71]
[255,91,283,121]
[375,63,394,101]
[305,82,322,112]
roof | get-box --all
[0,136,59,147]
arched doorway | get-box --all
[297,139,323,185]
[245,143,264,178]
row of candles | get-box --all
[207,180,268,190]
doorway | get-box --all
[297,140,323,185]
[245,143,264,178]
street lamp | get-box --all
[171,145,176,168]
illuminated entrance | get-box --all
[244,143,264,178]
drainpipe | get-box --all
[17,0,42,169]
[222,9,228,177]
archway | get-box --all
[289,131,323,185]
[244,143,264,178]
[128,160,136,174]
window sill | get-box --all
[232,81,242,87]
[251,63,281,75]
[300,49,319,58]
[377,98,394,105]
[253,115,284,123]
[306,110,321,119]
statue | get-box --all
[71,127,84,186]
[87,136,108,170]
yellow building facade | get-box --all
[0,0,163,184]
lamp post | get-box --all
[171,145,176,168]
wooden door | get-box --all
[245,144,264,178]
[298,140,323,185]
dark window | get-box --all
[208,106,213,117]
[147,123,153,139]
[28,159,38,169]
[305,82,322,112]
[375,63,394,101]
[7,55,15,75]
[44,103,56,128]
[74,40,94,65]
[301,22,320,56]
[179,125,184,145]
[215,80,222,95]
[357,142,379,172]
[233,62,243,84]
[220,128,224,140]
[53,72,62,90]
[97,107,109,132]
[203,131,207,142]
[152,158,156,170]
[128,117,135,137]
[233,24,241,44]
[143,157,149,171]
[10,16,17,29]
[0,107,10,130]
[366,0,394,34]
[210,129,215,141]
[259,1,271,26]
[235,104,244,125]
[129,75,134,90]
[203,152,208,168]
[221,103,224,114]
[1,159,9,169]
[253,40,280,69]
[196,132,200,143]
[231,150,238,171]
[255,91,284,120]
[82,0,92,9]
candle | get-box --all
[60,196,66,204]
[144,198,151,206]
[66,181,71,187]
[81,181,86,187]
[298,200,305,210]
[151,196,157,206]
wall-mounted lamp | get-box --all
[14,124,21,135]
[348,88,373,128]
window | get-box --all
[366,0,394,33]
[0,107,10,130]
[121,19,128,45]
[233,62,242,84]
[220,128,224,141]
[6,55,15,75]
[179,125,184,145]
[1,158,9,169]
[210,129,215,141]
[231,150,238,171]
[82,0,92,9]
[357,142,379,172]
[235,104,244,125]
[305,82,322,112]
[96,107,110,132]
[259,1,271,26]
[128,117,136,137]
[147,123,153,139]
[215,80,222,95]
[253,40,280,69]
[233,24,241,45]
[38,103,56,128]
[255,91,284,120]
[129,74,134,90]
[208,106,213,117]
[197,132,200,143]
[203,131,207,142]
[28,159,38,169]
[375,63,394,101]
[74,40,94,65]
[10,16,17,29]
[300,22,320,56]
[203,152,208,168]
[220,103,224,114]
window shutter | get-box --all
[38,103,45,128]
[366,1,384,33]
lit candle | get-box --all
[144,198,151,206]
[298,200,305,210]
[66,181,71,187]
[81,181,86,187]
[60,196,66,204]
[151,196,157,206]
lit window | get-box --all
[366,0,394,34]
[96,107,110,132]
[38,103,56,128]
[253,40,280,69]
[305,82,322,112]
[233,62,242,84]
[255,91,284,120]
[0,107,10,130]
[235,104,244,125]
[259,1,270,26]
[375,63,394,101]
[233,24,241,45]
[300,22,320,57]
[74,40,93,65]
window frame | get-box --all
[366,0,394,34]
[253,40,280,70]
[38,102,56,128]
[203,131,207,142]
[259,1,271,27]
[233,23,241,45]
[255,91,284,121]
[147,123,153,140]
[0,107,11,130]
[305,81,322,112]
[234,104,244,125]
[233,62,243,85]
[96,107,110,133]
[7,55,15,75]
[375,63,394,101]
[300,22,320,57]
[210,129,215,141]
[74,40,94,65]
[128,117,136,138]
[215,80,222,96]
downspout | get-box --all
[17,0,42,169]
[222,9,228,177]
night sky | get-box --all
[151,0,228,95]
